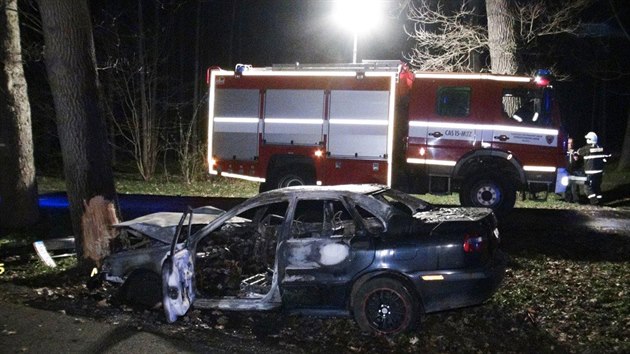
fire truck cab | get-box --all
[207,61,566,215]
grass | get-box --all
[37,163,630,210]
[38,174,260,198]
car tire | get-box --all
[120,270,162,309]
[353,278,419,335]
[459,174,516,216]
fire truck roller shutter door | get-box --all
[328,90,390,158]
[264,90,325,145]
[213,89,260,160]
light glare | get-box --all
[333,0,383,34]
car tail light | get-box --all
[463,233,486,253]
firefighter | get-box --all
[575,132,607,205]
[564,137,585,203]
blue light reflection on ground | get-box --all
[37,193,245,218]
[38,193,187,212]
[38,193,70,209]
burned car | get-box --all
[98,184,506,334]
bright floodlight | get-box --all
[333,0,384,63]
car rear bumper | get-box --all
[411,250,507,313]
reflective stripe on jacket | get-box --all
[577,144,606,175]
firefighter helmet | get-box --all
[585,131,598,144]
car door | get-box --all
[278,197,376,309]
[162,210,195,323]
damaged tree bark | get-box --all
[82,196,119,266]
[37,0,117,269]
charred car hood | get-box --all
[413,207,493,223]
[113,206,224,244]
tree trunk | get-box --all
[0,0,39,228]
[618,108,630,170]
[37,0,117,267]
[137,0,149,180]
[485,0,518,74]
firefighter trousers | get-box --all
[585,173,603,205]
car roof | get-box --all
[260,184,388,198]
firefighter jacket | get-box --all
[577,143,606,175]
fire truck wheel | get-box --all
[270,167,316,189]
[276,172,310,188]
[459,174,516,216]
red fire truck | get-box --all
[206,61,567,214]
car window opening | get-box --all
[502,88,552,127]
[194,202,288,299]
[291,199,355,239]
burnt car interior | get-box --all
[194,202,288,298]
[290,199,356,239]
[111,223,206,252]
[191,197,383,303]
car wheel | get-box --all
[120,270,162,308]
[353,278,419,335]
[459,174,516,216]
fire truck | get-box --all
[206,61,567,215]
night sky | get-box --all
[186,0,409,68]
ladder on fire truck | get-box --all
[235,60,404,74]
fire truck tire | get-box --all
[262,164,316,191]
[275,170,314,188]
[459,174,516,216]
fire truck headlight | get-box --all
[554,168,569,194]
[314,150,323,158]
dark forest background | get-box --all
[16,0,630,177]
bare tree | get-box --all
[513,0,588,45]
[406,0,592,74]
[0,0,39,228]
[97,0,177,181]
[168,95,208,184]
[405,1,487,72]
[37,0,117,267]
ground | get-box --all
[1,200,629,353]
